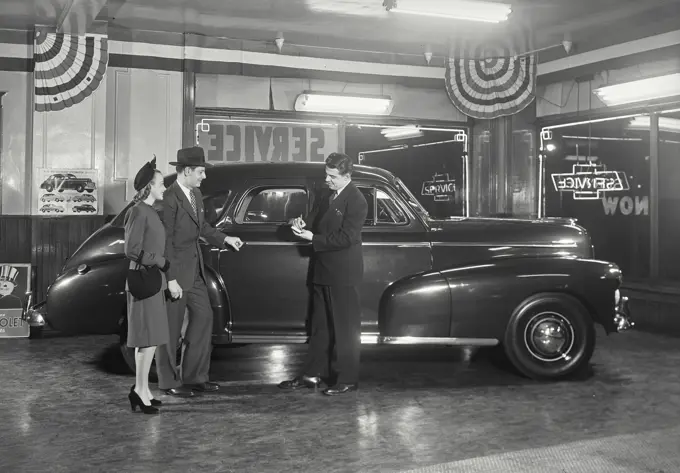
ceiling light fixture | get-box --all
[628,116,680,133]
[381,125,424,140]
[384,0,512,23]
[294,91,394,115]
[593,73,680,106]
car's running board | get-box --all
[230,333,499,347]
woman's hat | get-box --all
[133,156,157,191]
[169,146,213,167]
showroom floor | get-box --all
[2,328,679,473]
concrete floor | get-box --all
[1,328,680,473]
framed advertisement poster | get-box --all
[35,168,99,216]
[0,263,31,338]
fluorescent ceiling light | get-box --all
[381,125,423,140]
[628,116,680,133]
[593,73,680,106]
[388,0,512,23]
[294,91,393,115]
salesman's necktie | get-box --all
[331,191,338,202]
[189,191,197,216]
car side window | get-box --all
[358,187,376,226]
[376,189,407,224]
[203,191,232,226]
[358,186,408,226]
[236,187,308,224]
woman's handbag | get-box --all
[127,250,162,300]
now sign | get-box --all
[197,119,339,163]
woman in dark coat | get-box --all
[124,157,170,414]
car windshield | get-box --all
[395,178,429,219]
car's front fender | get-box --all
[45,257,127,334]
[439,257,621,339]
[378,257,621,341]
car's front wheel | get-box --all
[503,293,595,381]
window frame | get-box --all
[357,184,410,227]
[234,184,309,225]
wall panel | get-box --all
[105,67,183,214]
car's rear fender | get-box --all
[439,257,621,339]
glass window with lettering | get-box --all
[544,116,650,279]
[237,187,308,224]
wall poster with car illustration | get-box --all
[35,168,99,216]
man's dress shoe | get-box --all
[323,384,358,396]
[186,382,220,393]
[278,375,322,390]
[162,386,195,397]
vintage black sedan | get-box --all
[27,162,632,380]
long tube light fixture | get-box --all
[294,91,394,115]
[381,125,424,140]
[628,116,680,133]
[593,73,680,106]
[387,0,512,23]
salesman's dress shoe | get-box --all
[162,386,195,397]
[323,384,358,396]
[186,381,220,393]
[278,375,322,390]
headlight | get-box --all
[615,289,621,305]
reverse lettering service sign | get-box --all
[196,118,339,163]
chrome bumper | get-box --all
[614,294,634,332]
[22,293,47,328]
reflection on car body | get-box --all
[34,162,632,381]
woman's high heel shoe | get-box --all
[128,390,159,415]
[131,385,162,406]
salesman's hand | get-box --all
[290,215,306,231]
[168,280,183,300]
[291,226,313,241]
[225,236,244,251]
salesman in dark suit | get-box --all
[156,146,243,397]
[278,152,368,396]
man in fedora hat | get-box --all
[156,146,243,397]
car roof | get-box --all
[165,162,398,193]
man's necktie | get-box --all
[331,191,338,202]
[189,191,197,216]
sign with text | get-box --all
[196,118,339,163]
[0,263,31,338]
[421,173,456,202]
[551,163,629,200]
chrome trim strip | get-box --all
[231,333,499,346]
[378,336,499,346]
[363,242,431,248]
[231,334,309,343]
[223,241,432,248]
[431,242,578,248]
[221,242,310,249]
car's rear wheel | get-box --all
[503,293,595,381]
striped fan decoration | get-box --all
[33,30,108,112]
[445,29,536,120]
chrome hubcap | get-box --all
[524,312,575,362]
